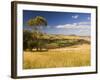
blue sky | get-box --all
[23,10,91,36]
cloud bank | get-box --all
[56,22,90,29]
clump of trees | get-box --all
[23,30,34,51]
[23,16,48,51]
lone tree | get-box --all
[27,16,48,51]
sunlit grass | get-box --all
[23,44,90,69]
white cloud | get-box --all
[72,15,79,19]
[88,17,91,20]
[56,22,90,29]
[78,22,90,25]
[56,23,76,29]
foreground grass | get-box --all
[23,44,90,69]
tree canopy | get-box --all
[27,16,47,30]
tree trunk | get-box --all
[36,47,38,51]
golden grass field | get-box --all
[23,43,90,69]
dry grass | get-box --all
[23,44,90,69]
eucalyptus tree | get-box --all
[27,16,48,51]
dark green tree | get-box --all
[27,16,48,51]
[23,30,33,51]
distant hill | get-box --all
[32,32,90,41]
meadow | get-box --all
[23,40,90,69]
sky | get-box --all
[23,10,91,36]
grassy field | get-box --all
[23,43,90,69]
